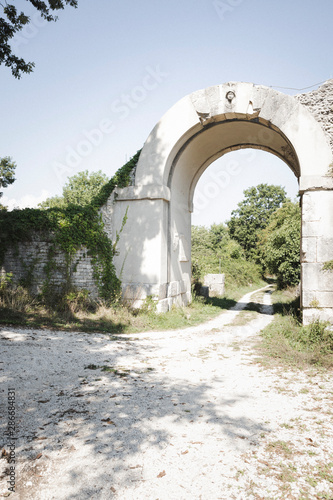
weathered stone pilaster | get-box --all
[301,190,333,324]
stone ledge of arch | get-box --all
[114,184,171,202]
[299,175,333,193]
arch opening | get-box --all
[191,148,299,228]
[167,119,300,291]
[190,148,300,300]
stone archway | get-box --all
[112,82,333,324]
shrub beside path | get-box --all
[1,286,333,499]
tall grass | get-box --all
[0,279,263,334]
[258,288,333,369]
[0,279,37,313]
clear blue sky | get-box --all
[1,0,332,225]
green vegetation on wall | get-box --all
[323,260,333,271]
[0,150,141,301]
[92,151,141,208]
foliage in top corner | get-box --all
[1,0,78,79]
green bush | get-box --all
[0,272,13,290]
[260,289,333,368]
[191,223,262,291]
[139,295,157,315]
[301,320,333,352]
[61,289,94,314]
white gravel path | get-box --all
[1,286,333,500]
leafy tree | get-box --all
[1,0,78,78]
[39,170,109,209]
[191,225,214,254]
[259,201,301,289]
[227,184,289,260]
[191,223,261,288]
[209,223,228,247]
[0,156,16,209]
[192,223,238,257]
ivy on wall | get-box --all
[91,150,141,208]
[0,150,141,301]
[323,260,333,271]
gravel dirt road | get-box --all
[1,286,333,499]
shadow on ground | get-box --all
[0,325,271,499]
[272,296,301,319]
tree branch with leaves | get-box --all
[0,0,78,78]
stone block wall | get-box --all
[297,80,333,151]
[203,274,225,297]
[99,191,115,240]
[157,279,190,313]
[301,191,333,324]
[122,279,190,313]
[0,196,117,299]
[296,81,333,324]
[0,234,98,298]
